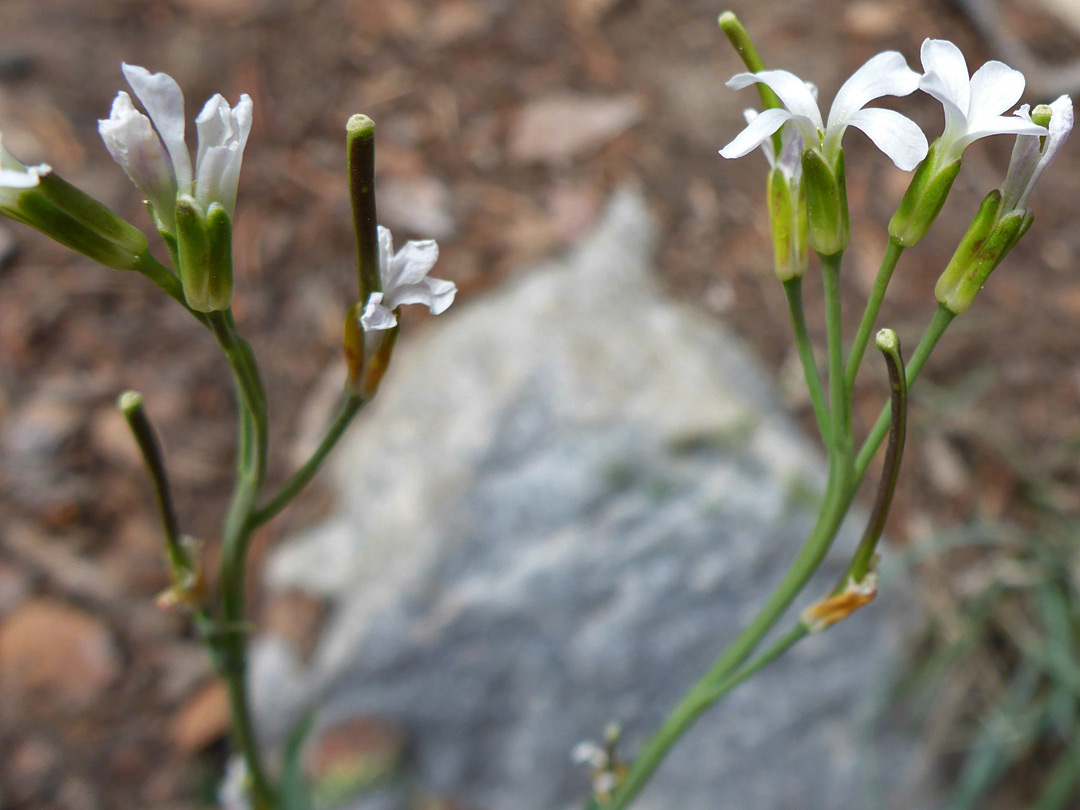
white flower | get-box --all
[0,134,49,192]
[720,51,928,171]
[99,63,252,229]
[743,106,805,181]
[1000,95,1073,214]
[359,226,457,331]
[918,39,1046,164]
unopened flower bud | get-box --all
[801,148,849,256]
[935,190,1031,315]
[766,165,808,281]
[888,140,961,247]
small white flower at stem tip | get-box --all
[720,51,928,172]
[1000,95,1074,215]
[359,225,457,331]
[98,63,252,231]
[918,39,1047,164]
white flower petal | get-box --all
[216,95,252,216]
[919,39,970,113]
[422,276,457,314]
[122,63,192,193]
[743,108,777,167]
[193,94,252,215]
[194,143,235,212]
[1016,94,1073,210]
[727,70,823,131]
[195,95,232,164]
[0,167,42,188]
[845,108,929,171]
[377,225,394,284]
[387,238,439,288]
[954,114,1047,154]
[98,91,177,216]
[828,51,920,132]
[967,60,1026,120]
[360,292,398,331]
[720,107,793,159]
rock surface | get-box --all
[259,191,937,809]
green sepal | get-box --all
[801,148,849,256]
[203,202,235,312]
[766,167,807,281]
[2,171,148,271]
[175,194,214,312]
[888,141,961,247]
[936,191,1029,314]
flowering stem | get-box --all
[783,278,831,444]
[133,250,212,328]
[845,239,904,393]
[854,304,954,482]
[820,251,853,482]
[601,449,852,810]
[251,393,365,528]
[206,310,276,809]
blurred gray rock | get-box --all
[257,190,938,810]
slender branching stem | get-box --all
[205,310,276,809]
[252,394,365,528]
[845,239,904,393]
[783,277,831,444]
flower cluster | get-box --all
[721,37,1073,293]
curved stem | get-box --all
[846,330,906,584]
[854,305,954,482]
[844,240,904,393]
[117,390,191,577]
[783,278,831,444]
[251,394,365,529]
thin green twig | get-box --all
[251,394,365,528]
[783,278,831,444]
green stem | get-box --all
[604,454,852,810]
[117,390,192,577]
[854,305,955,482]
[205,310,276,809]
[820,251,851,474]
[845,239,904,393]
[132,249,211,329]
[251,394,365,529]
[846,329,906,584]
[783,278,831,444]
[599,308,956,810]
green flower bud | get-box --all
[766,166,808,281]
[203,203,234,312]
[4,170,148,271]
[175,194,213,312]
[935,190,1030,314]
[888,141,961,247]
[801,148,849,256]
